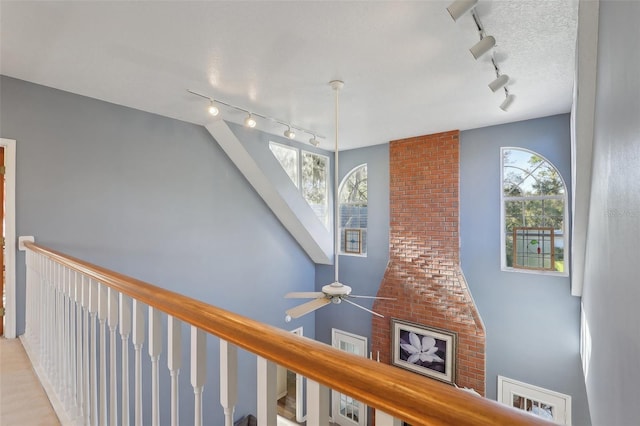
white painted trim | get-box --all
[497,375,572,425]
[570,0,599,297]
[1,138,17,338]
[331,328,368,426]
[500,147,570,278]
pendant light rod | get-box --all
[330,80,344,285]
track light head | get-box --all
[489,74,509,92]
[500,94,515,111]
[309,136,320,147]
[284,126,296,139]
[470,35,496,59]
[208,100,219,116]
[447,0,478,21]
[244,114,257,128]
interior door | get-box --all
[0,146,5,336]
[331,328,367,426]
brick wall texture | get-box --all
[371,130,486,394]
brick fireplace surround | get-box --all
[371,130,486,394]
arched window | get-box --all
[501,148,568,274]
[339,164,367,255]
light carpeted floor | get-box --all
[0,337,60,425]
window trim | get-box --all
[338,163,368,257]
[500,147,569,276]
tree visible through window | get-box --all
[339,164,367,255]
[269,142,329,228]
[501,148,567,273]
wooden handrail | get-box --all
[24,241,551,425]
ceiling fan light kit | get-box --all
[284,80,393,322]
[447,3,516,110]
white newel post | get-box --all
[256,356,277,426]
[89,279,100,426]
[148,306,162,426]
[132,300,146,426]
[108,287,119,426]
[119,294,132,426]
[191,327,207,426]
[375,410,403,426]
[306,380,330,426]
[167,316,182,426]
[98,283,109,426]
[219,340,238,426]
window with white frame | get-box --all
[497,376,571,425]
[269,142,329,228]
[501,148,568,274]
[339,164,367,256]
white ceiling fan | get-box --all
[285,80,394,322]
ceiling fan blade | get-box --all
[286,298,331,319]
[342,298,384,318]
[349,295,396,300]
[285,292,325,299]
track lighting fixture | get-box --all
[447,4,519,111]
[447,0,478,21]
[244,114,257,128]
[500,94,515,111]
[470,35,495,59]
[188,89,324,144]
[284,126,295,139]
[489,74,509,92]
[208,100,219,116]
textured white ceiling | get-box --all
[0,1,579,150]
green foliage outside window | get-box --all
[503,149,566,272]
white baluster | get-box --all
[98,283,108,426]
[256,357,277,426]
[375,410,402,426]
[119,294,132,426]
[132,300,145,426]
[81,275,91,425]
[89,279,99,426]
[167,316,181,426]
[220,340,237,426]
[190,327,206,426]
[306,380,329,426]
[55,263,62,395]
[74,272,85,421]
[108,287,119,426]
[64,267,74,411]
[148,306,162,426]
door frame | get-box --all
[1,138,16,338]
[331,328,368,426]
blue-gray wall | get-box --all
[315,143,390,346]
[460,115,590,425]
[314,115,590,425]
[581,1,640,424]
[0,75,316,424]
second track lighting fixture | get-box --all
[470,35,495,59]
[244,114,257,128]
[500,94,515,111]
[284,126,295,139]
[489,74,509,92]
[188,89,325,146]
[208,101,219,116]
[447,0,478,21]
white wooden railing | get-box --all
[19,238,550,425]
